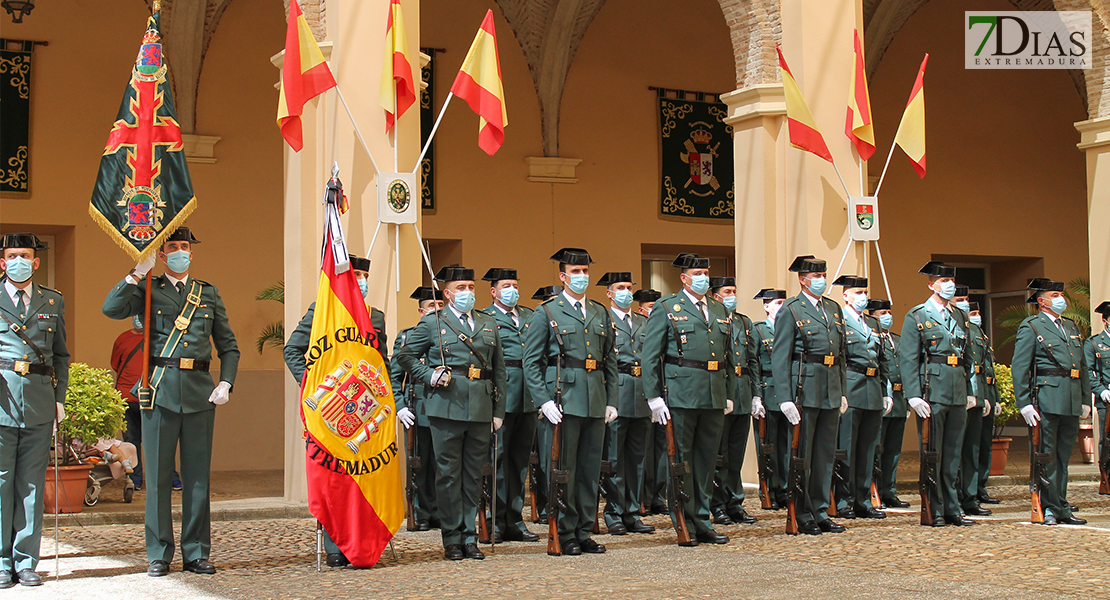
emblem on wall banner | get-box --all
[849,195,880,241]
[304,359,394,454]
[376,172,418,224]
[656,88,735,222]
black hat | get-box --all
[954,285,970,297]
[968,302,980,312]
[597,272,635,287]
[1095,301,1110,318]
[753,288,787,301]
[1,233,46,250]
[532,285,562,300]
[633,289,661,303]
[865,299,892,312]
[433,265,475,282]
[833,275,867,288]
[409,286,443,301]
[348,254,371,272]
[550,248,593,265]
[788,255,826,273]
[918,261,955,277]
[165,226,200,244]
[708,277,736,292]
[1026,277,1065,304]
[671,253,710,269]
[482,268,518,282]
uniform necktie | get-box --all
[15,289,26,315]
[510,310,518,327]
[698,300,708,321]
[461,314,471,333]
[573,301,583,319]
[1056,319,1068,342]
[176,281,185,296]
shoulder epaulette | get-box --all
[38,285,61,294]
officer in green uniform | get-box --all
[102,227,240,575]
[833,276,891,519]
[898,261,974,527]
[597,272,655,535]
[393,287,443,534]
[0,233,68,588]
[866,299,910,509]
[478,268,540,543]
[527,285,561,521]
[1013,278,1090,526]
[397,266,507,560]
[966,302,1004,506]
[753,289,788,508]
[282,254,390,567]
[641,253,736,546]
[958,299,995,517]
[1085,301,1110,482]
[524,248,618,555]
[771,255,848,535]
[709,277,760,526]
[634,289,669,515]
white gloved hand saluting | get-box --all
[883,396,893,416]
[540,400,562,425]
[1020,404,1041,427]
[648,397,671,425]
[493,417,504,431]
[908,397,931,418]
[752,397,766,419]
[208,381,231,405]
[605,406,618,424]
[134,253,156,277]
[780,401,801,426]
[982,401,991,417]
[725,400,734,415]
[430,366,451,387]
[840,396,849,414]
[397,406,415,429]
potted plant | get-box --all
[989,363,1019,476]
[47,363,126,513]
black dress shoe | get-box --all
[409,519,431,532]
[965,505,992,516]
[855,507,886,519]
[428,518,442,529]
[627,520,655,534]
[326,552,350,567]
[503,529,540,542]
[678,536,700,547]
[535,515,548,525]
[883,497,911,508]
[562,540,583,555]
[729,509,758,524]
[607,522,628,535]
[1069,504,1080,512]
[463,543,485,560]
[977,493,1001,505]
[712,509,733,525]
[15,570,40,587]
[651,504,669,515]
[929,519,947,527]
[480,531,503,544]
[183,559,216,574]
[769,499,781,510]
[148,560,170,577]
[836,508,857,519]
[798,520,822,535]
[818,520,845,533]
[1043,514,1059,526]
[0,571,13,589]
[580,538,606,554]
[444,544,464,560]
[1060,516,1087,525]
[695,531,729,544]
[943,515,975,526]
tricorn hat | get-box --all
[410,286,444,301]
[833,275,868,288]
[918,261,955,277]
[968,301,980,312]
[165,226,200,244]
[550,247,593,265]
[753,288,787,301]
[348,254,371,272]
[865,299,892,312]
[708,276,736,292]
[671,253,710,269]
[597,272,635,287]
[1026,277,1065,304]
[633,289,662,303]
[1094,301,1110,318]
[482,268,518,282]
[532,285,562,300]
[1,232,46,251]
[433,265,475,282]
[788,255,826,273]
[954,285,970,297]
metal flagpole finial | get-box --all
[153,0,161,12]
[331,161,340,180]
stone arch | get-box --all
[718,0,781,88]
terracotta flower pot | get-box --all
[44,465,93,514]
[990,437,1012,476]
[1079,424,1095,464]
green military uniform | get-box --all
[633,290,668,515]
[102,236,239,566]
[1084,304,1110,474]
[771,257,847,532]
[833,278,889,517]
[959,308,990,513]
[754,309,790,508]
[1013,279,1090,523]
[976,340,1002,503]
[526,285,563,521]
[0,233,69,581]
[868,299,908,508]
[641,254,737,543]
[392,324,438,529]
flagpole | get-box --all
[830,160,853,202]
[412,92,454,175]
[874,240,893,302]
[393,87,400,172]
[833,240,853,281]
[335,85,381,175]
[365,220,384,259]
[394,223,400,293]
[873,137,898,198]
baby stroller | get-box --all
[85,459,135,506]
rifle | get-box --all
[756,415,774,510]
[661,313,691,545]
[911,311,938,526]
[1029,367,1049,523]
[785,422,803,535]
[477,441,494,543]
[829,446,848,517]
[870,442,883,509]
[529,432,541,520]
[542,304,569,556]
[404,368,420,532]
[593,459,615,534]
[1098,353,1109,495]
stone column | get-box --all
[1077,115,1110,452]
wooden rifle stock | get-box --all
[756,416,773,510]
[546,419,564,555]
[529,435,541,519]
[405,424,418,531]
[1100,402,1110,495]
[665,420,691,545]
[919,416,934,525]
[477,451,493,543]
[785,422,801,535]
[870,443,883,509]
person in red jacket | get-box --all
[111,316,145,489]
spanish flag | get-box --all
[300,174,403,567]
[845,30,875,161]
[893,54,928,178]
[379,0,416,133]
[277,0,337,152]
[777,46,833,163]
[450,9,508,155]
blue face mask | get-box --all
[3,256,33,283]
[807,276,827,296]
[1050,296,1067,315]
[722,296,737,312]
[165,250,191,273]
[955,300,970,312]
[566,273,589,294]
[613,289,633,310]
[358,277,369,298]
[878,313,894,330]
[969,315,982,326]
[689,274,710,295]
[935,280,956,300]
[850,293,869,312]
[499,286,519,308]
[452,290,476,313]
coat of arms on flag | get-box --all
[657,89,734,221]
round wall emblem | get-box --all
[387,179,411,213]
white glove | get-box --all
[882,396,893,416]
[134,253,156,278]
[56,403,66,422]
[982,401,991,417]
[908,397,931,418]
[1082,404,1091,420]
[1020,404,1041,427]
[648,397,671,425]
[1101,390,1110,403]
[840,396,849,414]
[540,400,562,425]
[780,401,801,425]
[208,381,231,405]
[725,399,734,415]
[493,416,504,431]
[752,397,766,419]
[605,406,618,423]
[966,396,976,410]
[994,401,1002,416]
[430,366,451,387]
[397,406,415,429]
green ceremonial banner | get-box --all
[89,9,196,261]
[0,40,33,198]
[657,89,734,221]
[419,48,437,213]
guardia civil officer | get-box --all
[397,266,507,559]
[771,256,848,535]
[527,285,561,520]
[898,261,974,527]
[103,227,240,575]
[709,277,761,526]
[972,301,1003,506]
[1085,301,1110,483]
[754,289,789,508]
[1013,278,1090,525]
[0,233,69,587]
[866,299,910,509]
[634,289,669,516]
[523,248,618,555]
[597,272,654,535]
[641,253,737,546]
[958,299,995,517]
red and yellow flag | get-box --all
[379,0,416,133]
[450,9,508,155]
[277,0,337,152]
[300,175,402,567]
[893,54,928,178]
[845,30,875,161]
[777,46,833,163]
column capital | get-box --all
[721,84,786,126]
[1076,116,1110,151]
